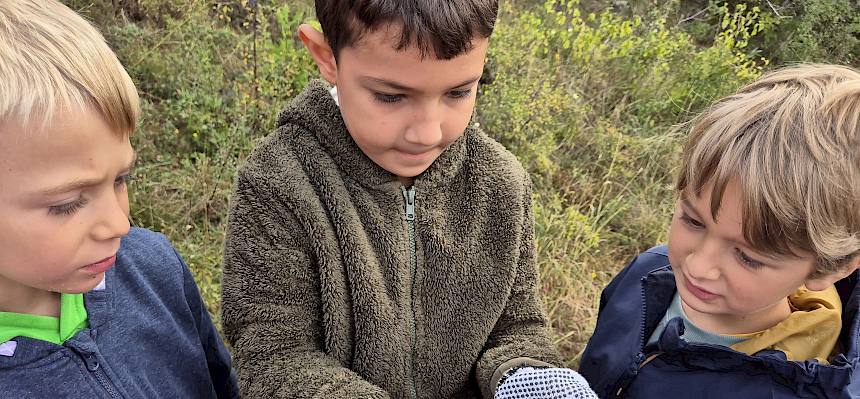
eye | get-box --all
[447,89,472,99]
[373,92,403,104]
[679,212,704,229]
[114,173,134,188]
[735,248,765,269]
[48,198,89,216]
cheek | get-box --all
[0,235,71,285]
[119,190,131,216]
[667,222,704,277]
[441,106,473,142]
[0,215,49,254]
[666,220,686,259]
[723,275,771,309]
[341,105,399,146]
[0,211,83,265]
[720,268,785,310]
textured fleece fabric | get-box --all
[221,79,561,399]
[580,246,860,399]
[0,228,239,398]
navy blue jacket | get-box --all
[0,228,239,398]
[580,246,860,399]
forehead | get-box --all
[0,110,131,192]
[339,25,489,89]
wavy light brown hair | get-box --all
[677,64,860,276]
[314,0,498,60]
[0,0,139,135]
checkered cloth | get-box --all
[495,367,599,399]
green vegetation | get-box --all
[68,0,857,366]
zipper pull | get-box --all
[82,353,100,371]
[402,186,415,221]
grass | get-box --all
[67,0,839,367]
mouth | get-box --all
[683,274,720,301]
[81,255,117,274]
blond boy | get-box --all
[0,1,237,397]
[580,64,860,398]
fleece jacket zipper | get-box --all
[402,186,419,399]
[79,350,120,398]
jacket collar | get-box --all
[644,267,860,390]
[0,271,112,360]
[82,269,113,331]
[646,267,860,364]
[275,79,470,190]
[836,269,860,361]
[642,266,676,343]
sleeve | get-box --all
[220,169,389,399]
[475,176,563,398]
[177,248,241,399]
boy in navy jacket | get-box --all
[0,1,238,397]
[580,64,860,398]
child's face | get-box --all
[0,109,134,303]
[667,179,821,332]
[314,26,488,185]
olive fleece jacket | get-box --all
[221,79,561,399]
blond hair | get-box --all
[0,0,139,134]
[678,64,860,276]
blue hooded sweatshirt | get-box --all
[580,246,860,399]
[0,228,239,398]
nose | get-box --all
[404,102,443,147]
[685,240,722,281]
[91,190,131,241]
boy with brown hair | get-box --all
[580,64,860,398]
[221,0,599,398]
[0,0,238,397]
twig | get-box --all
[765,0,783,18]
[679,7,709,24]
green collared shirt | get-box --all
[0,293,89,345]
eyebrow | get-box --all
[680,197,703,219]
[35,151,138,197]
[360,76,482,93]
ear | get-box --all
[805,253,860,291]
[298,24,338,84]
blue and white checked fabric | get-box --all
[495,367,599,399]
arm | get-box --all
[475,177,563,398]
[220,170,389,399]
[177,249,240,399]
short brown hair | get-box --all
[677,64,860,276]
[0,0,139,135]
[315,0,498,60]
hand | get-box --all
[495,367,599,399]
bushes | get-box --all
[69,0,798,364]
[678,0,860,65]
[763,0,860,64]
[71,0,316,321]
[479,0,766,364]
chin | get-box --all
[677,289,700,306]
[390,167,427,179]
[64,274,105,294]
[679,292,724,314]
